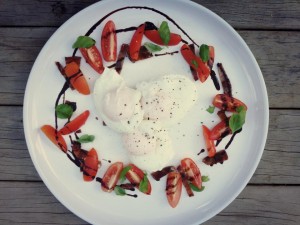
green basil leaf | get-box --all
[119,165,132,183]
[199,44,209,62]
[77,134,95,144]
[72,36,95,48]
[114,186,126,196]
[158,21,170,45]
[201,176,210,182]
[229,106,247,133]
[144,42,164,52]
[206,105,215,114]
[190,184,205,192]
[139,173,149,193]
[55,103,74,119]
[191,59,198,68]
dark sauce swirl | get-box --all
[72,6,199,56]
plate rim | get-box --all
[23,0,269,224]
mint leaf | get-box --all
[144,42,163,52]
[199,44,209,62]
[114,186,126,196]
[201,176,210,182]
[229,106,246,133]
[206,105,215,114]
[72,36,95,48]
[139,173,149,193]
[158,21,170,45]
[77,134,95,143]
[190,184,205,192]
[119,165,132,183]
[55,103,74,119]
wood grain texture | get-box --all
[1,107,299,183]
[0,182,298,225]
[0,28,299,107]
[0,0,299,29]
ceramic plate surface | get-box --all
[23,0,269,224]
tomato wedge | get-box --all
[101,162,123,192]
[64,61,90,95]
[101,20,117,62]
[207,46,215,69]
[181,158,202,190]
[144,30,181,46]
[40,125,67,153]
[210,120,232,140]
[213,94,247,112]
[166,171,182,208]
[59,110,90,135]
[83,148,99,181]
[80,46,104,74]
[202,125,216,157]
[177,165,194,197]
[125,164,151,195]
[180,44,210,82]
[129,23,145,61]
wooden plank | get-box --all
[206,185,300,225]
[0,106,299,183]
[0,28,300,107]
[0,0,299,29]
[239,30,300,109]
[0,182,298,224]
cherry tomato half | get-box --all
[64,61,90,95]
[125,164,152,195]
[101,20,117,62]
[83,148,99,182]
[202,125,216,157]
[41,125,67,153]
[210,120,232,140]
[213,94,247,112]
[144,30,181,46]
[166,171,182,208]
[59,110,90,135]
[129,23,145,61]
[101,162,123,192]
[181,158,202,189]
[80,46,104,74]
[180,44,210,82]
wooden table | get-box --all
[1,0,299,224]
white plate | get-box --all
[23,0,269,224]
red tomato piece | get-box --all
[101,20,117,62]
[207,46,215,69]
[202,125,216,157]
[177,165,194,197]
[180,44,210,82]
[144,30,181,46]
[129,23,145,61]
[80,46,104,74]
[64,61,90,95]
[40,125,67,153]
[181,158,202,189]
[210,120,232,140]
[101,162,123,192]
[209,46,215,61]
[125,164,152,195]
[213,94,247,112]
[83,148,99,181]
[59,110,90,135]
[166,171,182,208]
